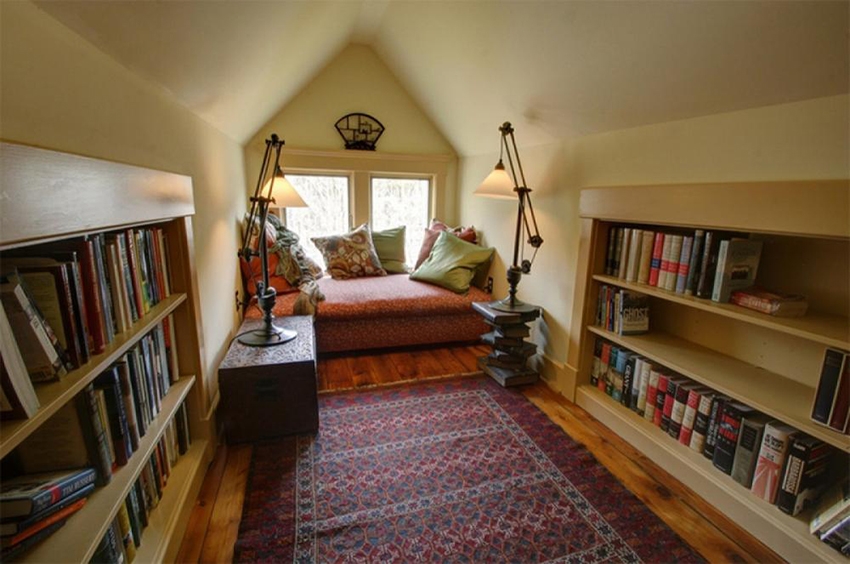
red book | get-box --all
[599,343,611,392]
[1,498,87,549]
[78,238,106,354]
[829,359,850,433]
[679,387,703,445]
[653,374,670,427]
[648,232,665,287]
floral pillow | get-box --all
[312,224,387,280]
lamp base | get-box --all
[237,324,298,347]
[488,296,539,314]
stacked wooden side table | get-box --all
[472,301,541,387]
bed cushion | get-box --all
[410,231,495,293]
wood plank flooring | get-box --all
[177,344,782,563]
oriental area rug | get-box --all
[234,378,703,563]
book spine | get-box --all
[80,239,107,354]
[658,233,673,289]
[678,387,701,446]
[95,368,132,466]
[828,358,850,431]
[590,338,603,387]
[617,228,632,279]
[684,230,705,296]
[635,360,652,415]
[712,403,748,475]
[625,229,643,283]
[674,235,693,294]
[711,239,730,302]
[92,234,116,343]
[689,392,715,454]
[2,282,65,381]
[648,232,665,287]
[644,368,661,422]
[663,235,683,291]
[731,417,766,488]
[612,228,625,278]
[695,231,717,299]
[621,356,637,407]
[77,383,114,486]
[653,374,669,427]
[750,424,793,503]
[703,396,727,460]
[667,381,690,438]
[629,357,644,410]
[605,227,618,275]
[27,468,97,515]
[812,349,847,424]
[636,230,654,285]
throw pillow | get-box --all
[371,226,409,274]
[410,230,494,294]
[239,254,296,296]
[414,220,478,270]
[312,224,387,280]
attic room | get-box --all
[0,0,848,562]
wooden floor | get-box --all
[176,344,782,563]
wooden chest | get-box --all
[218,316,318,443]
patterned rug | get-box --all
[234,378,703,563]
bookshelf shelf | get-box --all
[592,274,849,350]
[586,325,850,452]
[568,181,850,562]
[575,384,845,564]
[0,293,187,458]
[23,376,196,563]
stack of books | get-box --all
[473,302,541,387]
[0,468,96,560]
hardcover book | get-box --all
[711,238,763,303]
[663,234,683,292]
[625,228,643,283]
[648,232,665,287]
[703,395,729,461]
[812,349,848,425]
[729,287,808,318]
[730,413,771,488]
[618,291,649,335]
[617,228,632,279]
[674,235,693,295]
[688,391,717,454]
[776,434,832,516]
[636,230,655,285]
[695,231,720,299]
[684,230,705,296]
[712,401,756,475]
[667,381,693,440]
[0,468,96,518]
[750,421,797,503]
[643,368,661,422]
[0,484,93,536]
[809,479,850,536]
[678,386,707,446]
[828,358,850,433]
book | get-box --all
[729,287,808,318]
[90,519,125,564]
[636,230,654,285]
[750,421,797,503]
[618,290,649,335]
[0,483,93,536]
[730,413,770,488]
[643,368,661,423]
[628,357,645,410]
[598,342,611,392]
[688,390,717,454]
[712,401,755,475]
[828,359,850,433]
[0,273,67,382]
[677,385,706,446]
[703,395,729,460]
[105,238,132,334]
[695,231,720,299]
[617,228,631,279]
[660,377,687,432]
[657,233,673,290]
[625,229,643,283]
[0,497,86,549]
[0,303,40,420]
[674,235,693,295]
[812,349,848,425]
[590,338,603,387]
[667,381,694,440]
[612,227,625,278]
[95,368,133,466]
[663,235,683,292]
[711,238,763,303]
[684,230,705,296]
[634,359,652,415]
[605,227,618,275]
[810,479,850,536]
[621,355,638,407]
[0,468,96,518]
[648,232,665,287]
[653,373,670,427]
[0,519,66,561]
[116,502,137,562]
[776,434,833,516]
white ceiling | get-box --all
[34,0,849,156]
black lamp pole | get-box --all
[238,134,297,346]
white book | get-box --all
[663,235,683,291]
[625,229,643,283]
[658,234,673,290]
[636,359,653,414]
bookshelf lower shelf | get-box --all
[576,384,843,564]
[23,375,196,563]
[586,325,850,452]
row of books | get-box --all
[591,337,841,525]
[811,348,850,435]
[809,480,850,556]
[0,225,172,385]
[595,285,650,336]
[0,467,96,560]
[92,409,191,564]
[604,226,769,305]
[9,319,181,487]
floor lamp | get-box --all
[238,133,307,346]
[474,122,543,313]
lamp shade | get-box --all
[474,161,516,200]
[264,169,306,208]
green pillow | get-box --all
[410,231,495,293]
[372,226,409,273]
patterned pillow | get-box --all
[312,224,387,280]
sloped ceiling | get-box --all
[33,0,848,156]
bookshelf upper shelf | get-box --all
[579,180,850,239]
[593,274,850,349]
[0,142,194,249]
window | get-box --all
[370,177,430,265]
[284,174,350,267]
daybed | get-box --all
[245,274,491,353]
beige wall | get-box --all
[0,1,247,411]
[458,94,850,395]
[244,44,459,231]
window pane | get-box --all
[371,177,430,265]
[284,175,349,268]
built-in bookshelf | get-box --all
[567,181,850,563]
[0,142,214,562]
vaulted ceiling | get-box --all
[34,0,849,156]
